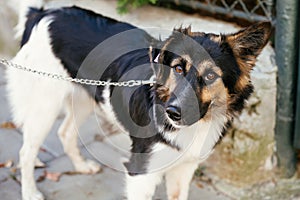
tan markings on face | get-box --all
[201,87,212,103]
[164,69,177,95]
[195,48,228,122]
[156,85,170,102]
[201,80,228,122]
[182,54,193,72]
[180,54,193,64]
[170,54,193,72]
[197,60,223,77]
[198,60,224,111]
[210,35,221,43]
[201,78,225,103]
[170,57,182,67]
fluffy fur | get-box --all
[6,1,272,200]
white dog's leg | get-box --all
[126,173,163,200]
[20,102,62,200]
[58,88,101,174]
[165,162,199,200]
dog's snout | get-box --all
[166,106,181,121]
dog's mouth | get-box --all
[163,114,184,132]
[163,119,177,132]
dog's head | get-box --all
[152,22,272,132]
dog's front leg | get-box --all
[126,172,163,200]
[124,139,164,200]
[165,161,199,200]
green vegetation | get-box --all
[117,0,157,13]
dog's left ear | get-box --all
[224,21,273,69]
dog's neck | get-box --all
[160,115,227,159]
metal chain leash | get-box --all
[0,58,156,87]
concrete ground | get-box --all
[0,1,236,199]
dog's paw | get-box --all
[74,159,101,174]
[22,190,44,200]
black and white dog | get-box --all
[6,0,272,199]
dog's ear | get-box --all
[149,46,161,63]
[224,22,273,70]
[149,45,162,79]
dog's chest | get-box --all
[147,120,225,173]
[173,120,224,159]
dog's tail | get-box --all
[15,0,44,39]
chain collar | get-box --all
[0,58,156,87]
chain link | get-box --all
[0,58,156,87]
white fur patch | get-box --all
[7,17,71,126]
[154,53,160,63]
[126,173,163,200]
[147,115,227,174]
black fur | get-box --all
[22,6,271,176]
[21,7,45,46]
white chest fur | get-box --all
[177,119,225,158]
[149,118,226,173]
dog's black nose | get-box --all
[166,106,181,121]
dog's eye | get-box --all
[204,72,217,82]
[174,65,184,74]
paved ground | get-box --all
[0,1,234,199]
